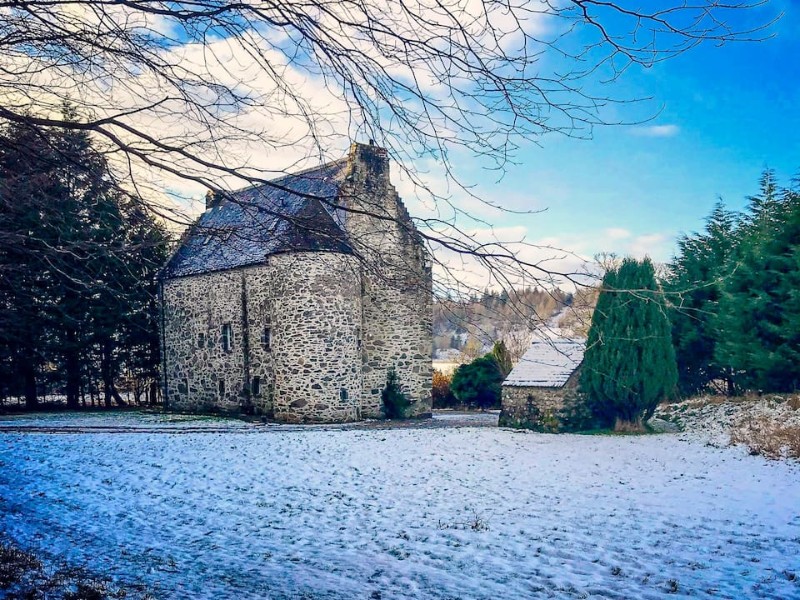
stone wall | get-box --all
[499,371,582,432]
[269,253,363,422]
[161,269,248,413]
[339,143,433,417]
[161,253,363,422]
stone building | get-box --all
[159,142,433,422]
[499,339,584,431]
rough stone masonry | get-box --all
[159,143,433,422]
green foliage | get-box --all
[664,201,738,396]
[556,392,596,433]
[715,182,800,392]
[0,104,170,407]
[450,354,503,410]
[382,368,410,419]
[491,340,513,378]
[662,169,800,396]
[581,257,678,429]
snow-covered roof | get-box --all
[502,339,585,388]
[163,159,353,278]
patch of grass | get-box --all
[437,511,490,532]
[0,540,153,599]
[731,416,800,459]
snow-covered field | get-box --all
[1,412,799,599]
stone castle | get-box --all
[159,143,433,422]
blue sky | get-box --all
[454,1,799,265]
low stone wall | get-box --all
[499,385,573,432]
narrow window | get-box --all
[218,379,225,397]
[198,332,206,348]
[262,327,271,351]
[222,323,232,352]
[340,388,348,401]
[252,376,261,397]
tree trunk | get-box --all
[101,340,127,408]
[64,328,81,409]
[149,380,159,406]
[725,370,737,397]
[614,416,645,433]
[22,356,37,410]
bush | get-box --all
[450,354,503,410]
[432,369,457,408]
[382,368,409,419]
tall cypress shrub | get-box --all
[581,257,678,431]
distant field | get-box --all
[1,413,799,599]
[432,360,460,374]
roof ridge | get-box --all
[229,157,350,196]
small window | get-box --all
[218,379,225,397]
[222,323,233,352]
[340,388,348,401]
[262,327,271,351]
[198,332,206,348]
[252,376,261,397]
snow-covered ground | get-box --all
[655,395,800,448]
[1,412,799,599]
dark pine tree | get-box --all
[716,180,800,392]
[665,201,739,396]
[581,257,678,431]
[0,105,170,409]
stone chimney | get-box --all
[205,189,221,210]
[347,141,390,186]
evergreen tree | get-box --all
[382,368,410,419]
[0,106,169,408]
[451,354,503,410]
[581,257,678,430]
[716,185,800,392]
[491,340,513,378]
[665,202,739,396]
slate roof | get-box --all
[163,159,352,278]
[502,339,585,388]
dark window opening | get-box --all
[222,323,233,352]
[252,376,261,397]
[340,388,348,401]
[262,327,271,351]
[198,332,206,348]
[219,379,225,397]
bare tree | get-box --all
[503,329,536,365]
[0,0,776,295]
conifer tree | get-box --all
[581,257,678,431]
[716,183,800,392]
[665,202,738,396]
[491,340,513,378]
[0,105,169,408]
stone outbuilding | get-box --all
[499,339,585,431]
[159,142,433,422]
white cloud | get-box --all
[631,124,680,138]
[604,227,631,240]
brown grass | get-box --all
[731,415,800,459]
[0,540,154,599]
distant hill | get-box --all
[433,285,599,364]
[433,287,569,353]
